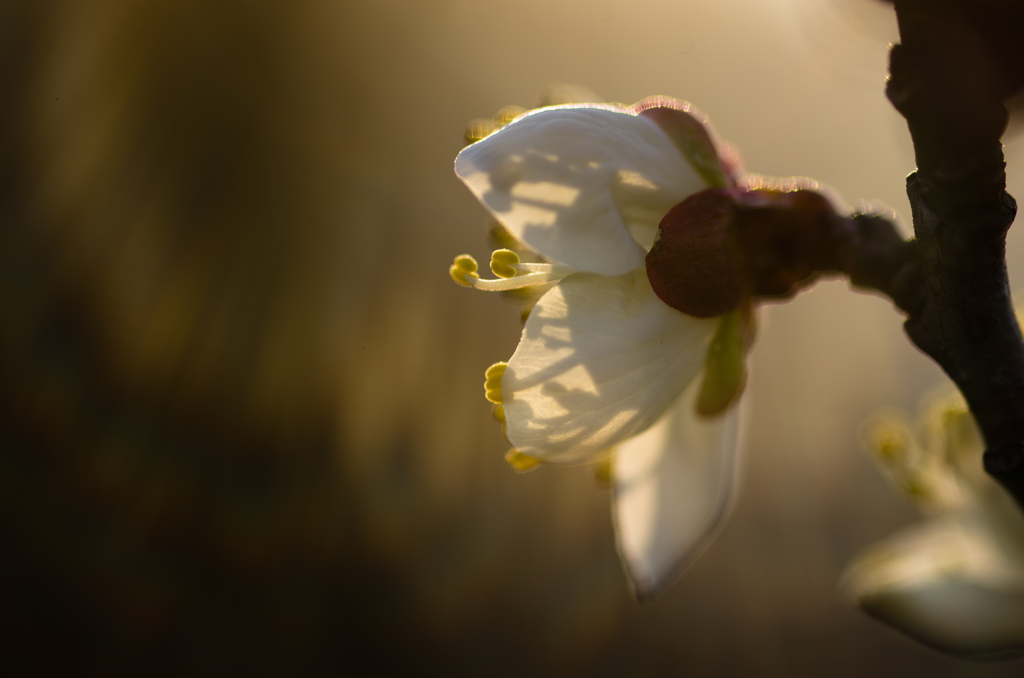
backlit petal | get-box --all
[612,376,742,601]
[455,106,708,276]
[501,269,717,463]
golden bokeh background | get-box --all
[3,0,1024,674]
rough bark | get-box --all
[890,0,1024,503]
[746,0,1024,504]
[868,0,1024,503]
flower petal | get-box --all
[455,105,708,276]
[611,376,742,601]
[501,269,718,463]
[842,518,1024,658]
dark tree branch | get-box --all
[883,0,1024,502]
[745,0,1024,504]
[648,0,1024,503]
[841,213,924,316]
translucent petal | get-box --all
[842,517,1024,658]
[455,106,708,276]
[501,270,718,463]
[611,376,742,601]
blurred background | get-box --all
[3,0,1024,674]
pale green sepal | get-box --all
[696,310,747,417]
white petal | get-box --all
[501,269,717,463]
[842,518,1024,658]
[611,376,742,601]
[455,106,708,276]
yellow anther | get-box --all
[900,475,932,503]
[465,118,497,144]
[505,448,541,473]
[484,361,507,404]
[491,404,506,423]
[865,417,911,466]
[449,254,479,287]
[485,362,507,380]
[494,105,528,127]
[490,249,520,279]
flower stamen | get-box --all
[490,249,520,278]
[449,254,480,287]
[449,252,572,291]
[505,448,541,473]
[484,361,506,404]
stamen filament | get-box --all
[466,270,568,291]
[513,262,570,273]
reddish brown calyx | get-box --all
[644,188,745,318]
[645,187,853,318]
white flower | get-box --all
[843,392,1024,658]
[450,97,751,599]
